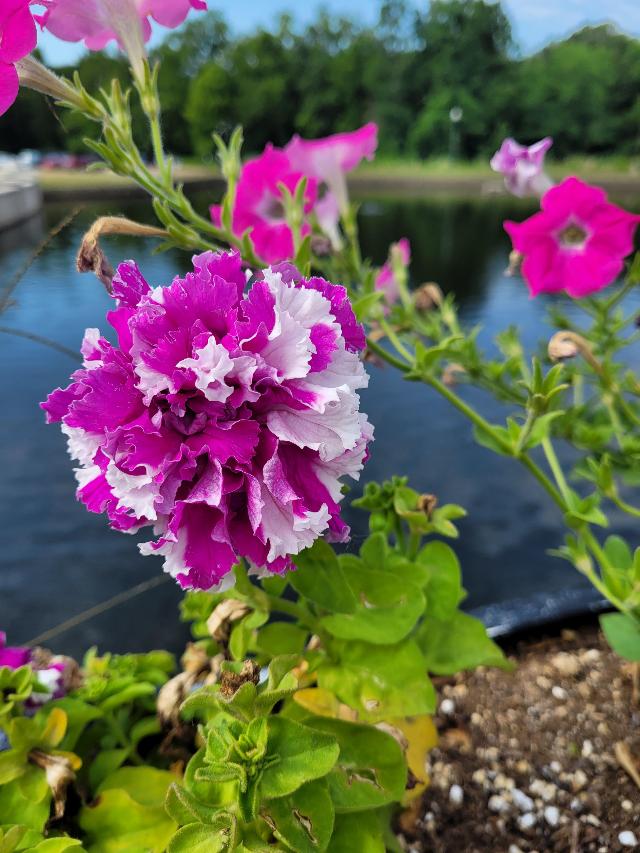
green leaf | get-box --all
[291,541,356,614]
[259,717,339,799]
[31,840,83,852]
[417,541,463,620]
[99,683,156,712]
[318,639,436,721]
[600,613,640,661]
[229,610,269,660]
[327,813,385,853]
[417,611,510,675]
[45,698,102,751]
[472,424,511,456]
[88,750,128,791]
[165,783,224,826]
[0,778,50,831]
[97,767,177,808]
[321,564,424,644]
[353,292,385,322]
[79,789,176,853]
[306,718,406,812]
[255,623,307,658]
[0,751,26,786]
[262,779,334,852]
[167,822,234,853]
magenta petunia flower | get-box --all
[504,177,640,298]
[376,238,411,306]
[0,632,31,669]
[0,633,68,705]
[285,123,378,216]
[42,252,371,591]
[210,145,318,266]
[0,0,37,116]
[37,0,206,78]
[491,137,553,198]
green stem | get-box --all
[103,713,142,765]
[366,336,411,373]
[611,494,640,519]
[378,317,414,363]
[540,436,572,505]
[264,593,317,631]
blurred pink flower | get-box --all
[504,177,640,298]
[38,0,206,78]
[491,137,553,198]
[210,144,318,265]
[286,123,378,216]
[376,238,411,305]
[0,0,37,116]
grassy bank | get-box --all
[36,156,640,201]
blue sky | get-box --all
[38,0,640,68]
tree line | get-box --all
[2,0,640,161]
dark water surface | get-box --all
[2,193,639,657]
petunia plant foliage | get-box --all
[2,0,639,848]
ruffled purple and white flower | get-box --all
[42,252,372,591]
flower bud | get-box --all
[505,249,523,277]
[414,282,444,312]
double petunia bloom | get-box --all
[0,633,70,706]
[0,0,37,115]
[42,252,372,591]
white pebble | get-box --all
[551,685,567,700]
[509,847,525,853]
[449,784,464,806]
[439,698,455,716]
[619,831,638,848]
[622,799,633,812]
[488,795,509,813]
[582,739,593,758]
[544,805,560,827]
[549,760,562,774]
[511,788,534,812]
[518,812,537,831]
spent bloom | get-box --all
[376,238,411,306]
[504,177,640,298]
[0,633,70,705]
[210,145,317,265]
[491,137,553,198]
[0,0,37,116]
[42,251,371,591]
[38,0,206,79]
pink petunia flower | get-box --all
[37,0,206,79]
[42,252,371,591]
[0,632,31,669]
[0,0,37,116]
[491,137,553,198]
[504,177,640,298]
[285,123,378,221]
[210,145,318,266]
[376,238,411,306]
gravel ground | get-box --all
[397,626,640,853]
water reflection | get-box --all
[1,194,638,656]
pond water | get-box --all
[2,192,639,658]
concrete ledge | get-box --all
[0,174,42,230]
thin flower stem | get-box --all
[366,336,411,372]
[264,593,317,630]
[425,375,566,510]
[611,494,640,519]
[540,436,572,505]
[378,317,414,363]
